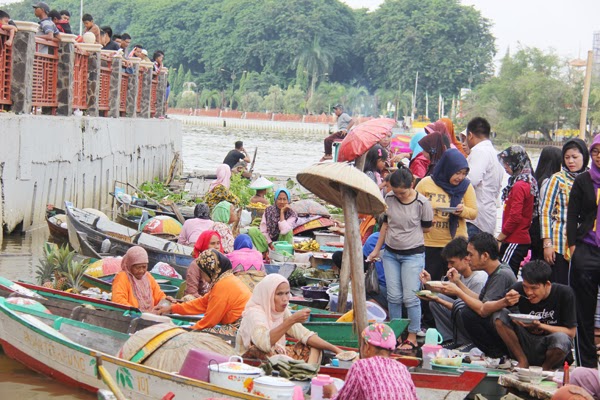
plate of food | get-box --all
[508,314,542,324]
[415,290,438,298]
[154,279,170,284]
[436,207,458,213]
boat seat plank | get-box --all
[54,318,128,355]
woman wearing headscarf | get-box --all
[567,135,600,368]
[415,149,477,325]
[497,145,537,277]
[408,130,426,160]
[324,323,417,400]
[178,203,213,246]
[227,234,266,291]
[260,188,297,247]
[540,139,589,283]
[155,249,251,335]
[248,226,269,254]
[185,230,223,299]
[438,118,467,156]
[236,274,342,363]
[204,164,240,211]
[210,200,237,253]
[410,132,449,180]
[112,246,172,311]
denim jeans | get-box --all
[467,222,482,240]
[381,250,425,333]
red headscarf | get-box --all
[193,230,223,258]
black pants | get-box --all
[529,216,543,260]
[459,307,508,358]
[570,242,600,368]
[552,252,570,285]
[422,247,448,328]
[500,243,530,278]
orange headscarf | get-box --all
[440,118,467,156]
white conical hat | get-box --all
[248,176,274,190]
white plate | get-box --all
[426,281,445,288]
[508,313,542,324]
[436,207,458,213]
[155,279,170,284]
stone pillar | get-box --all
[126,57,140,118]
[155,67,168,118]
[106,52,122,118]
[10,21,38,114]
[138,61,154,118]
[78,43,102,116]
[56,34,77,116]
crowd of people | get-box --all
[0,2,166,74]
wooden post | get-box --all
[340,184,368,337]
[337,248,352,313]
[580,50,594,140]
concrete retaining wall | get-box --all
[0,114,181,234]
[171,115,331,134]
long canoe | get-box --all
[82,273,185,294]
[65,203,194,278]
[0,293,485,399]
[46,205,69,241]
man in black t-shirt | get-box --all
[494,260,576,370]
[223,141,250,170]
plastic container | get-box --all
[301,286,330,300]
[327,290,352,313]
[252,376,296,399]
[421,344,442,369]
[314,232,342,247]
[179,349,229,382]
[311,374,333,400]
[273,241,294,254]
[158,284,179,296]
[365,301,387,322]
[424,328,443,345]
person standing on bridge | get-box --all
[320,104,356,162]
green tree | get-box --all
[239,91,263,112]
[262,85,284,113]
[295,37,333,102]
[283,85,306,114]
[461,48,581,140]
[359,0,495,109]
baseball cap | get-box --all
[141,49,148,56]
[332,104,343,110]
[32,2,50,13]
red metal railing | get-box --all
[119,72,129,115]
[136,66,145,113]
[0,29,13,110]
[150,72,158,116]
[98,53,112,115]
[72,47,89,110]
[32,37,59,113]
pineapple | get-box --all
[54,277,69,291]
[42,281,54,288]
[60,258,90,294]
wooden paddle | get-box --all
[249,147,258,173]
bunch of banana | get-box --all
[293,239,320,251]
[247,202,268,210]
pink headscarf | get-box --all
[121,246,153,311]
[362,323,396,350]
[209,164,232,191]
[238,274,288,351]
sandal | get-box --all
[395,340,418,355]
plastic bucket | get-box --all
[328,292,352,313]
[273,241,294,254]
[159,284,179,296]
[179,349,229,382]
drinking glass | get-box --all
[529,366,543,384]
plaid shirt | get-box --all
[540,171,574,257]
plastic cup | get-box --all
[529,366,543,384]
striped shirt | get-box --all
[540,171,574,257]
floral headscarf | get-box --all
[498,145,539,215]
[264,188,296,242]
[197,249,233,290]
[362,323,396,351]
[121,246,153,312]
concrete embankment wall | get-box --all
[0,114,182,235]
[171,115,331,134]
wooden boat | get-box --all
[45,205,69,241]
[0,295,262,399]
[115,210,141,230]
[0,288,485,400]
[82,272,185,294]
[303,318,409,348]
[111,191,194,221]
[65,203,194,278]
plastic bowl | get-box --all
[159,284,179,296]
[301,285,330,300]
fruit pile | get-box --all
[293,239,320,251]
[247,202,268,209]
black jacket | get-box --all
[567,171,598,246]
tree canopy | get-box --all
[6,0,496,116]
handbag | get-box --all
[365,261,380,295]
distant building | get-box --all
[594,31,600,79]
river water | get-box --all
[0,124,538,396]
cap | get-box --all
[32,2,50,13]
[141,49,148,55]
[332,104,343,110]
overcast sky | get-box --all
[342,0,600,60]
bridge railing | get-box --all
[0,28,13,111]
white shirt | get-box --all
[467,139,504,234]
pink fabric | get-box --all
[212,222,234,253]
[332,357,418,400]
[238,274,288,350]
[259,213,296,244]
[227,248,265,273]
[362,323,396,351]
[209,164,232,191]
[121,246,153,311]
[178,218,215,246]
